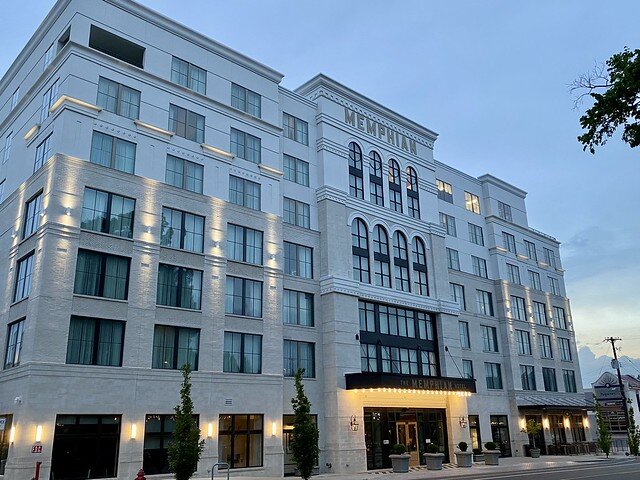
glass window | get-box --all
[388,160,402,213]
[225,277,262,317]
[74,250,130,300]
[3,132,13,165]
[459,321,471,349]
[481,325,499,352]
[440,213,457,236]
[23,192,43,238]
[436,179,453,203]
[412,237,428,295]
[559,337,572,361]
[40,78,59,123]
[510,295,526,321]
[66,316,124,366]
[218,414,263,469]
[152,324,200,370]
[283,340,315,377]
[503,232,517,253]
[348,142,364,199]
[224,332,262,374]
[372,226,391,287]
[82,188,135,238]
[283,154,309,186]
[360,343,378,372]
[542,367,558,391]
[156,264,202,310]
[4,319,25,369]
[283,197,310,229]
[369,151,384,206]
[11,87,20,110]
[472,256,488,278]
[485,362,503,389]
[165,154,203,193]
[507,263,521,284]
[227,224,263,265]
[529,270,542,290]
[553,306,568,329]
[498,201,512,222]
[406,167,420,219]
[169,104,205,143]
[476,290,493,316]
[351,219,370,283]
[90,131,136,174]
[447,248,460,270]
[516,330,532,355]
[533,301,547,325]
[161,207,204,253]
[229,175,261,210]
[97,77,140,119]
[392,231,410,292]
[464,191,481,214]
[143,414,179,474]
[171,57,206,94]
[34,133,52,172]
[283,290,314,326]
[89,25,145,67]
[468,223,484,245]
[563,370,577,393]
[521,365,536,390]
[451,283,465,309]
[284,242,312,278]
[231,83,261,117]
[524,240,537,261]
[549,276,561,296]
[544,247,557,268]
[231,128,261,164]
[283,113,308,145]
[462,359,474,379]
[538,334,553,358]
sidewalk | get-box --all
[201,454,632,480]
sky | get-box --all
[1,1,639,387]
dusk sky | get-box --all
[2,1,639,387]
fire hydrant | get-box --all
[135,469,146,480]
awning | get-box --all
[345,372,476,394]
[516,394,594,411]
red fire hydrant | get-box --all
[135,469,146,480]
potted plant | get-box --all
[472,447,484,462]
[522,419,543,458]
[423,443,445,470]
[455,441,473,468]
[389,444,411,473]
[483,441,501,465]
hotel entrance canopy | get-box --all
[345,372,476,395]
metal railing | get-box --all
[210,462,230,480]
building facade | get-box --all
[0,1,588,478]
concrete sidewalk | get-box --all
[201,454,633,480]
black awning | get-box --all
[345,372,476,394]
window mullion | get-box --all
[98,254,107,296]
[110,137,117,169]
[239,333,245,373]
[104,193,113,234]
[176,268,183,308]
[180,212,186,249]
[173,326,180,369]
[92,318,100,365]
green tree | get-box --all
[571,47,640,154]
[168,364,205,480]
[628,400,640,456]
[594,397,612,458]
[290,368,319,480]
[522,419,542,448]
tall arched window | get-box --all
[406,167,420,219]
[412,237,429,295]
[372,225,391,288]
[393,231,410,291]
[351,219,370,283]
[348,142,364,199]
[369,151,384,206]
[388,159,402,213]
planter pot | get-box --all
[473,454,485,462]
[389,454,411,473]
[530,447,541,458]
[423,453,445,470]
[484,450,501,466]
[455,451,473,468]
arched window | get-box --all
[372,225,391,288]
[392,231,410,291]
[388,159,402,213]
[412,237,429,295]
[406,167,420,219]
[348,142,364,199]
[369,151,384,206]
[351,219,370,283]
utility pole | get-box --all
[605,337,631,434]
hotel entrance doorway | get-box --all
[396,420,419,466]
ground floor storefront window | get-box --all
[283,414,318,476]
[490,415,512,457]
[364,407,447,469]
[51,415,121,480]
[218,414,263,468]
[0,415,12,475]
[468,414,481,451]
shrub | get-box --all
[485,442,497,451]
[472,448,482,455]
[457,441,468,452]
[392,443,406,455]
[426,443,439,454]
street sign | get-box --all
[32,445,43,454]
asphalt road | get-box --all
[428,459,640,480]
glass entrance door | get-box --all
[396,422,419,466]
[490,415,512,457]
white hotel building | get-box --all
[0,1,589,479]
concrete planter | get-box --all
[455,451,473,467]
[530,447,541,458]
[389,454,411,473]
[423,453,445,470]
[484,450,501,465]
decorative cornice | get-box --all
[201,143,234,163]
[93,120,137,141]
[316,185,347,205]
[134,120,174,138]
[316,137,349,158]
[258,163,284,178]
[50,95,102,115]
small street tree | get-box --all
[290,368,319,480]
[628,400,640,456]
[594,397,612,458]
[168,364,205,480]
[523,419,542,449]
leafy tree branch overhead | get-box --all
[571,47,640,154]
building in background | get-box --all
[0,1,588,478]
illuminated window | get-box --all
[465,191,481,214]
[436,179,453,203]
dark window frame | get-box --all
[81,187,136,239]
[156,264,203,310]
[66,316,125,367]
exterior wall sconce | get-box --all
[349,415,359,432]
[207,422,214,438]
[269,253,276,260]
[542,418,550,430]
[9,426,16,443]
[145,226,152,234]
[35,424,43,443]
[130,423,137,440]
[213,240,220,248]
[458,417,468,428]
[271,421,277,437]
[40,208,46,217]
[65,207,72,216]
[584,417,590,429]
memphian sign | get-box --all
[344,107,417,155]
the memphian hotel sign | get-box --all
[344,107,417,155]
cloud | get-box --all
[578,345,640,389]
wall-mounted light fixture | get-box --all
[130,423,137,440]
[269,253,276,260]
[271,421,277,437]
[207,422,214,438]
[458,417,468,429]
[349,415,359,432]
[40,208,46,217]
[213,241,220,248]
[65,207,72,216]
[542,418,550,430]
[9,426,16,443]
[35,425,43,443]
[584,417,590,429]
[145,226,152,234]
